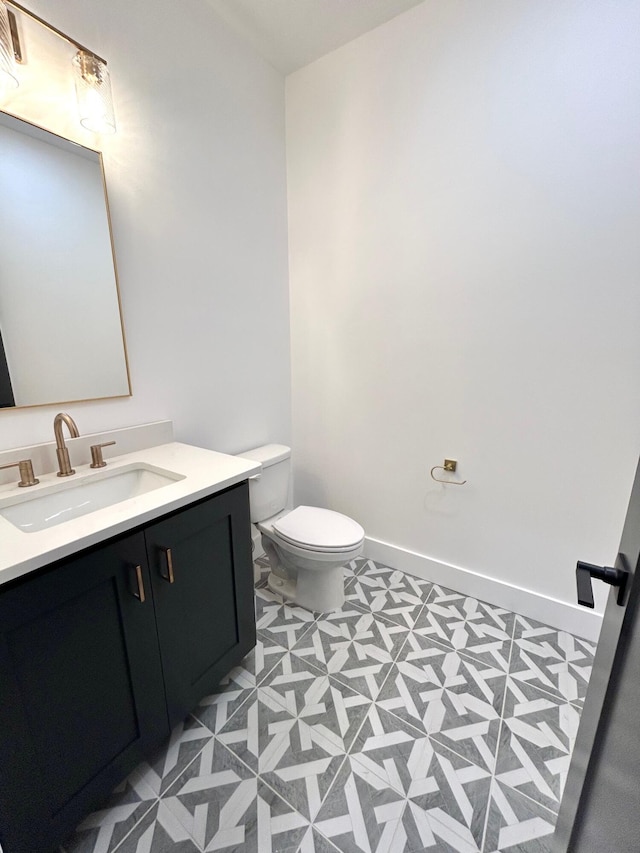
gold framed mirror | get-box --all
[0,110,130,409]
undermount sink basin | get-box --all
[0,464,185,533]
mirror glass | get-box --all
[0,111,130,408]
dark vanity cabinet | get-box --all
[0,532,167,853]
[0,481,256,853]
[146,484,256,727]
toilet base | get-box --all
[260,528,356,613]
[266,566,345,612]
[267,571,296,602]
[296,564,345,612]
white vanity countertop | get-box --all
[0,442,260,586]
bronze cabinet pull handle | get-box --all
[160,547,175,584]
[132,564,146,602]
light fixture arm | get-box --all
[6,0,106,65]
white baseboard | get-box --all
[364,536,602,643]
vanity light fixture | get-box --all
[0,1,19,100]
[72,50,115,134]
[3,0,116,133]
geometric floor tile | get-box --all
[217,688,347,820]
[63,766,157,853]
[482,780,556,852]
[394,798,484,852]
[345,557,378,578]
[137,715,215,797]
[414,586,516,672]
[193,635,288,733]
[113,801,201,852]
[509,616,596,705]
[254,555,272,588]
[261,653,372,752]
[162,737,310,852]
[313,754,409,853]
[343,557,365,583]
[494,679,582,813]
[296,827,343,853]
[255,586,318,650]
[65,557,593,853]
[377,632,506,771]
[345,564,432,628]
[349,706,491,850]
[315,748,489,853]
[290,607,409,700]
[349,704,439,795]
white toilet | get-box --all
[236,444,365,612]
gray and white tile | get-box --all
[494,679,581,813]
[217,687,347,819]
[392,798,483,852]
[254,555,272,588]
[291,607,409,700]
[255,586,318,650]
[194,634,288,734]
[162,737,310,852]
[113,802,200,853]
[482,780,556,852]
[313,754,408,853]
[346,557,377,577]
[261,652,372,752]
[64,558,594,853]
[136,716,214,797]
[343,557,366,583]
[315,743,490,853]
[346,564,432,628]
[350,706,492,849]
[296,827,343,853]
[63,766,157,853]
[509,616,595,705]
[414,586,515,671]
[377,632,506,771]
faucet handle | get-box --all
[0,459,40,488]
[90,441,116,469]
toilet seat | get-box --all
[271,506,364,553]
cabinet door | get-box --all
[146,482,256,726]
[0,533,168,853]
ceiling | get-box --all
[205,0,425,75]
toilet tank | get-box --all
[236,444,291,523]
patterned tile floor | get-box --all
[63,557,595,853]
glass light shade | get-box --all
[72,50,116,134]
[0,1,18,101]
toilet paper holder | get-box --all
[430,459,467,485]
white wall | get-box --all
[287,0,640,619]
[0,0,290,453]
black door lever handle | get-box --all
[576,560,629,608]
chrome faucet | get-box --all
[54,412,80,477]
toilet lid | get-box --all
[272,506,364,551]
